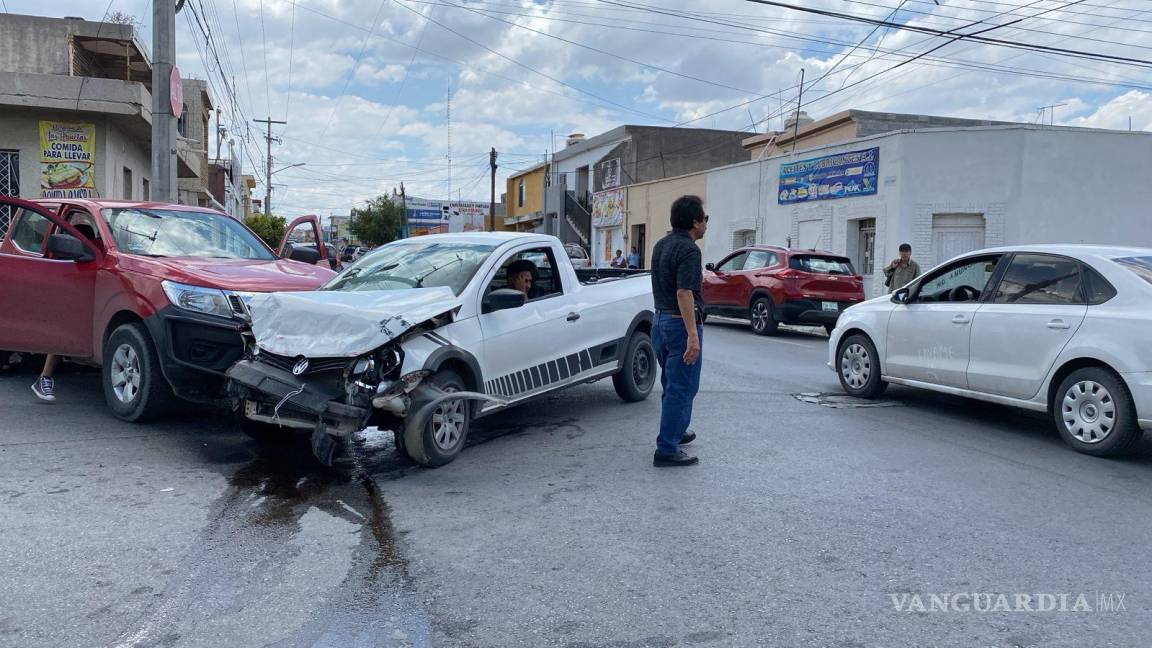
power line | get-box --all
[316,0,390,142]
[742,0,1152,70]
[389,0,675,123]
[283,0,296,130]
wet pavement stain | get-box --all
[109,427,431,648]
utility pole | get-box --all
[400,181,408,239]
[253,116,286,215]
[151,0,179,202]
[489,147,497,232]
[791,68,805,155]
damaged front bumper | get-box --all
[226,359,369,436]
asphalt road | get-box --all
[3,320,1152,648]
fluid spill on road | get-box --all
[110,429,431,648]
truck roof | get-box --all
[399,232,554,245]
[32,198,227,216]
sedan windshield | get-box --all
[1115,256,1152,285]
[103,208,274,259]
[323,240,496,295]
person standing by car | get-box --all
[649,195,708,467]
[628,246,641,269]
[884,243,921,293]
[31,354,59,402]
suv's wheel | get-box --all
[837,334,887,399]
[613,331,656,402]
[103,323,173,422]
[750,297,779,336]
[1053,367,1142,456]
[403,370,471,467]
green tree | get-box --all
[244,213,287,249]
[350,196,404,246]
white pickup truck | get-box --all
[226,232,656,467]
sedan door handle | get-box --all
[1047,319,1071,330]
[951,315,970,325]
[567,312,581,322]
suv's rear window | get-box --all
[790,255,854,275]
[1115,256,1152,285]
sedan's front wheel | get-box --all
[837,334,887,399]
[1053,367,1142,456]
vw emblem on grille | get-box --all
[292,357,310,375]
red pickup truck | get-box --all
[0,196,336,421]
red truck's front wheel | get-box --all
[103,323,173,422]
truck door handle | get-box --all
[567,312,581,322]
[1047,319,1070,330]
[951,315,970,325]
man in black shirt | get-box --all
[649,195,708,467]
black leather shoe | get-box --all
[679,431,696,445]
[653,450,699,467]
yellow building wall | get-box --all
[625,172,707,267]
[502,166,548,231]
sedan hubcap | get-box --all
[840,343,871,390]
[111,344,141,404]
[431,387,466,451]
[1062,380,1116,444]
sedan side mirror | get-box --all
[47,233,94,262]
[705,263,716,271]
[483,288,527,314]
[891,287,911,304]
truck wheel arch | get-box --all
[625,309,653,340]
[100,311,145,364]
[423,346,484,393]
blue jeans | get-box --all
[652,313,703,455]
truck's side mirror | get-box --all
[483,288,527,313]
[284,243,321,265]
[705,262,716,271]
[47,233,94,262]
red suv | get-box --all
[0,196,335,421]
[702,246,864,335]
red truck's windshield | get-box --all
[102,208,274,260]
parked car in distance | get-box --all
[0,196,335,422]
[702,246,865,335]
[340,245,364,263]
[565,243,591,269]
[228,233,656,467]
[830,245,1152,457]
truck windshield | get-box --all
[324,240,496,295]
[102,208,274,259]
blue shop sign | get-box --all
[778,147,878,204]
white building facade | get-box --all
[700,125,1152,298]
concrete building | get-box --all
[543,126,750,266]
[502,161,549,232]
[0,13,211,224]
[625,122,1152,299]
[176,79,216,208]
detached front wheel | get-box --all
[613,331,656,402]
[403,370,472,467]
[103,323,172,422]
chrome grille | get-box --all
[259,352,349,375]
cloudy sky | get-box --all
[6,0,1152,219]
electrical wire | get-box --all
[315,0,390,142]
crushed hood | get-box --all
[247,287,461,358]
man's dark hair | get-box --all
[670,195,705,230]
[507,259,536,276]
[899,243,912,253]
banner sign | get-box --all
[778,147,878,204]
[592,188,625,228]
[598,158,621,190]
[39,121,96,199]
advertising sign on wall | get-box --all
[598,158,622,190]
[592,188,625,228]
[778,147,878,204]
[39,121,96,199]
